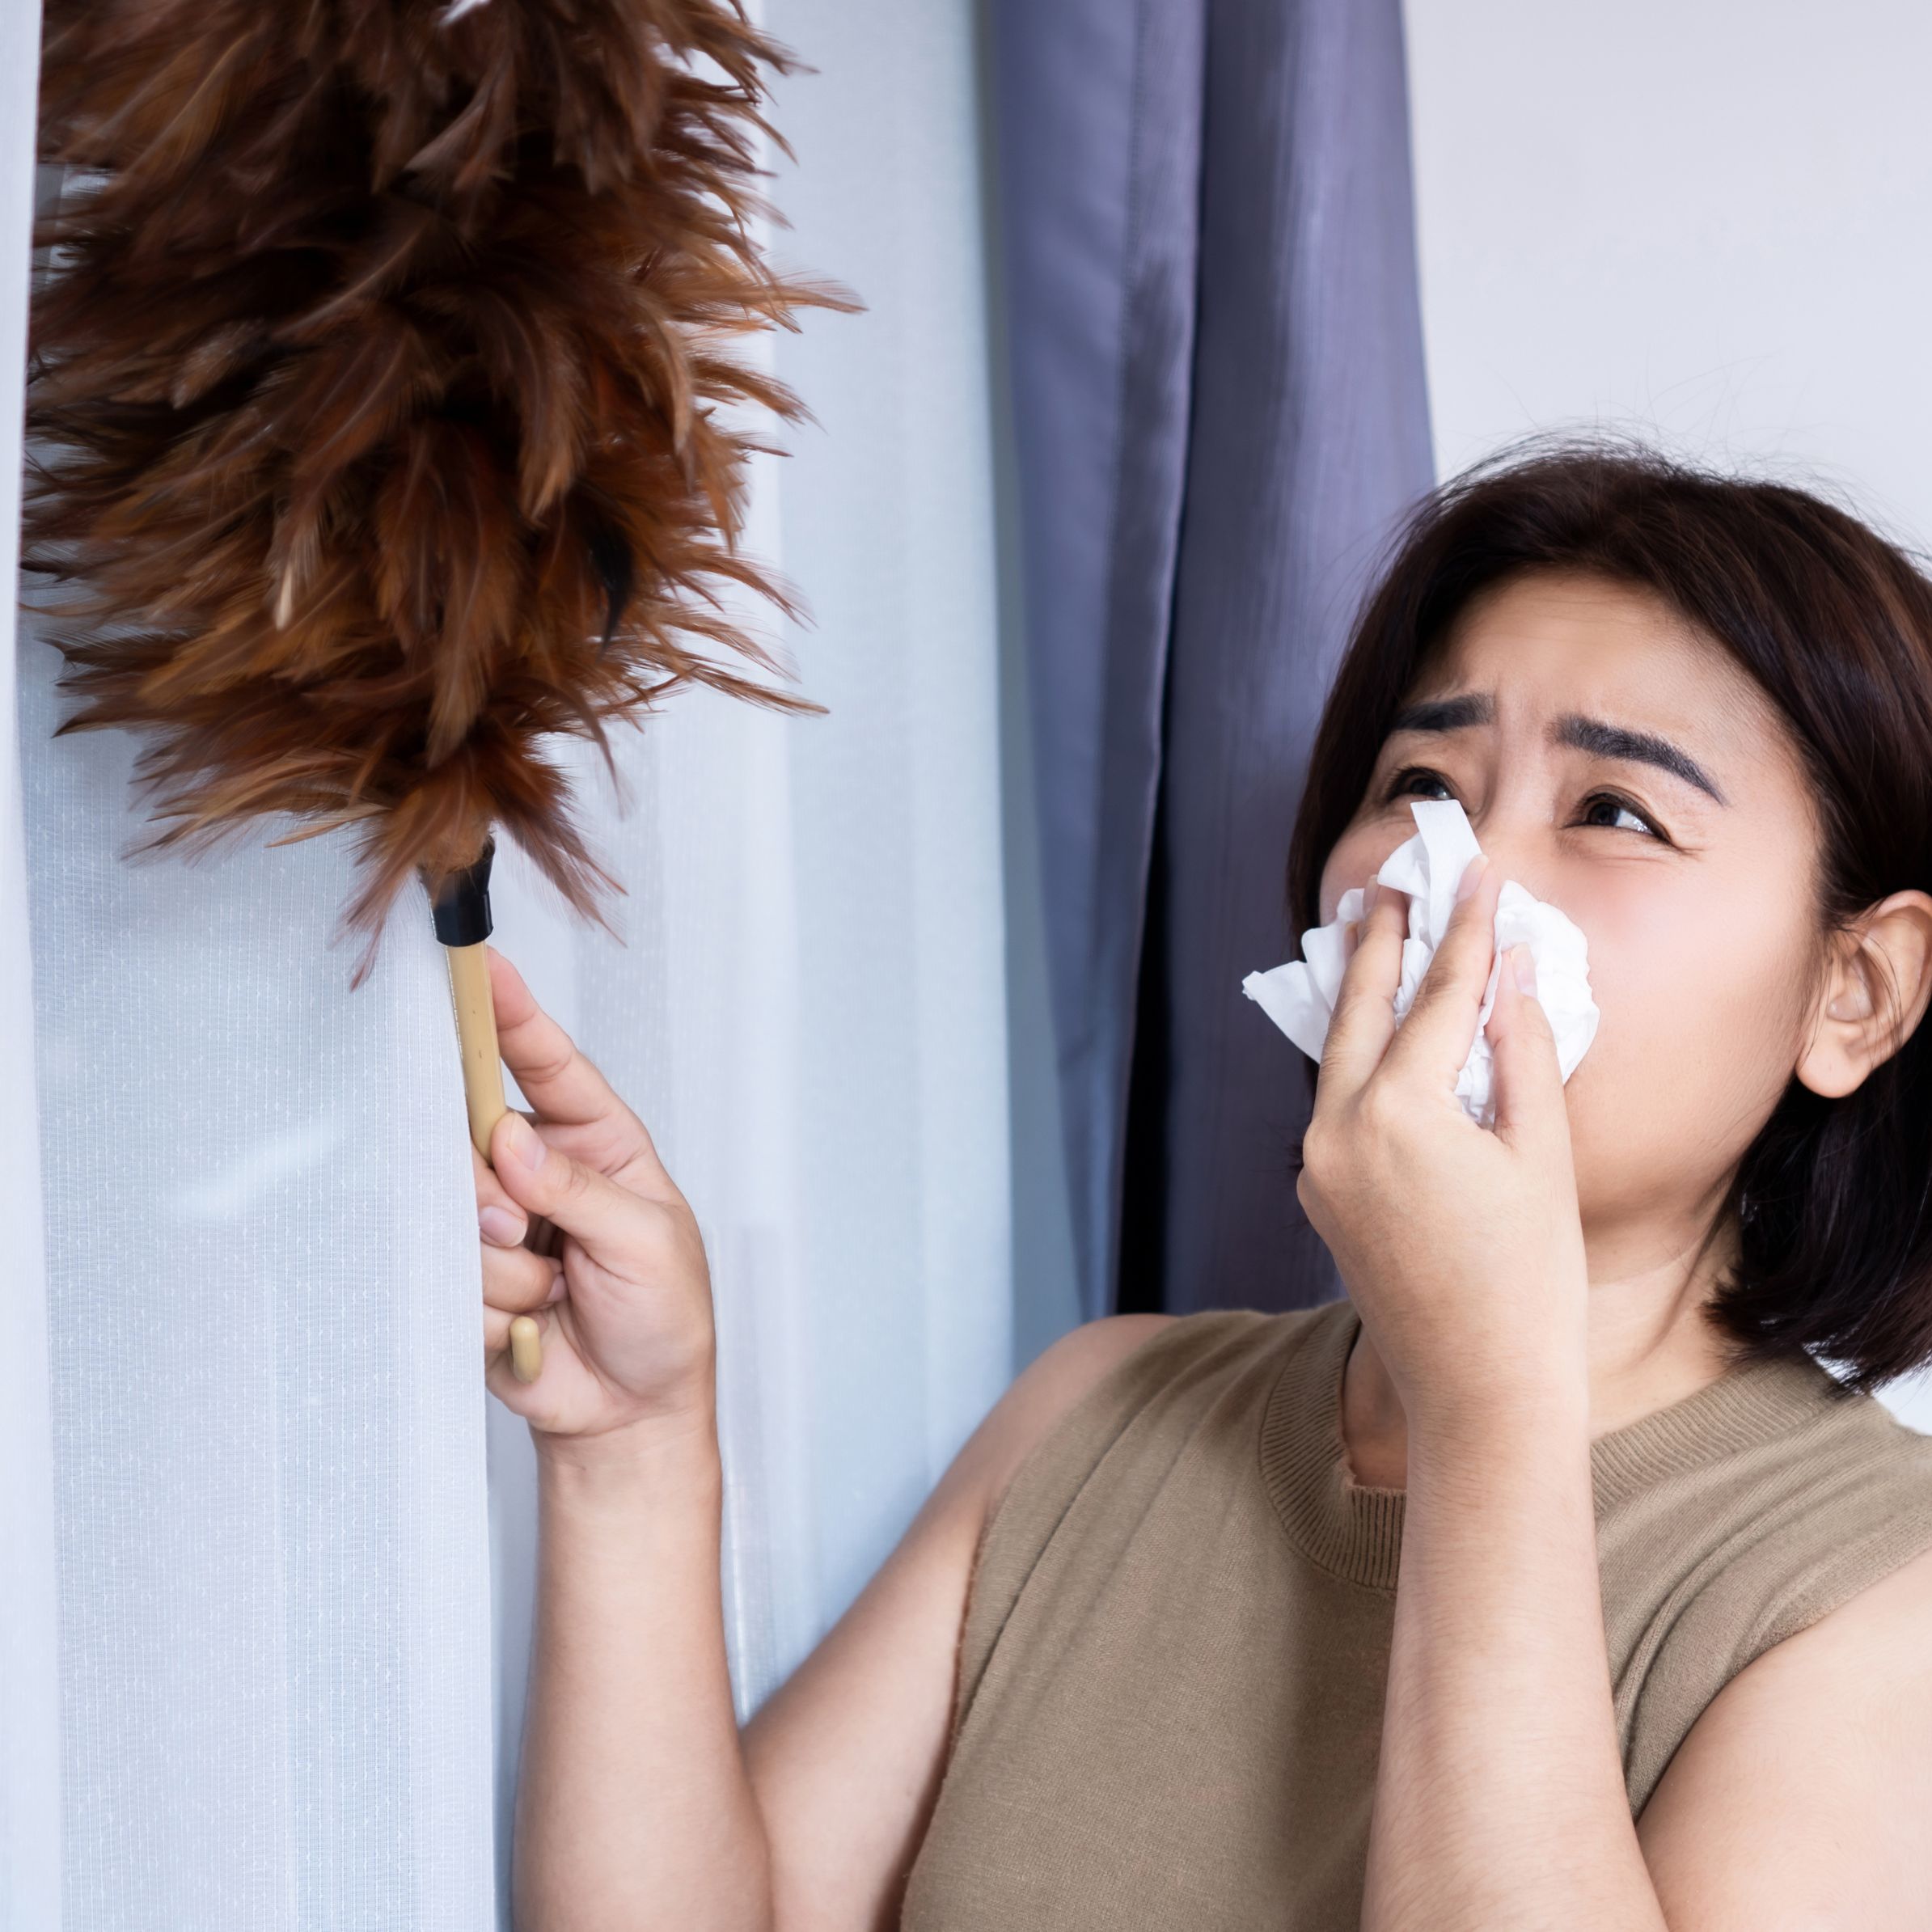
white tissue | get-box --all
[1241,798,1600,1127]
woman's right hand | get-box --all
[473,948,717,1444]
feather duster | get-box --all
[25,0,855,981]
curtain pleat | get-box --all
[987,0,1207,1324]
[990,0,1434,1318]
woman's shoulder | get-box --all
[1739,1382,1932,1650]
[1745,1375,1932,1641]
[1610,1359,1932,1661]
[977,1313,1178,1503]
[1634,1508,1932,1904]
[1753,1524,1932,1670]
[974,1302,1339,1532]
[1616,1366,1932,1819]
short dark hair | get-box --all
[1287,438,1932,1393]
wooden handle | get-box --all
[446,941,543,1384]
[447,941,507,1156]
[508,1315,543,1384]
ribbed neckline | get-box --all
[1258,1296,1845,1593]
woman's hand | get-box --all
[472,949,717,1442]
[1295,853,1591,1434]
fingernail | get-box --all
[1512,943,1537,995]
[1364,879,1382,912]
[480,1205,526,1247]
[500,1112,547,1176]
[1455,852,1490,903]
[545,1273,567,1304]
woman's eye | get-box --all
[1383,765,1455,803]
[1579,792,1664,839]
[1381,767,1665,841]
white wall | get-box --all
[1406,0,1932,552]
[1405,0,1932,1430]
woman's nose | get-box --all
[1458,816,1546,902]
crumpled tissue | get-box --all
[1241,798,1600,1127]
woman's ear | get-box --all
[1795,890,1932,1098]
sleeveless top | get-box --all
[898,1296,1932,1931]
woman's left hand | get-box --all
[1295,852,1591,1435]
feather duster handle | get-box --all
[430,836,507,1156]
[431,835,544,1381]
[26,0,858,979]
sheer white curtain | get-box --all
[484,0,1012,1892]
[5,2,1012,1926]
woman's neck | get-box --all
[1338,1220,1744,1491]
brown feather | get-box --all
[27,0,856,981]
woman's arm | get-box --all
[1360,1392,1666,1932]
[1298,864,1665,1930]
[514,1311,1167,1932]
[518,1409,765,1932]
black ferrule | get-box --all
[431,837,496,948]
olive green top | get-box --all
[901,1296,1932,1930]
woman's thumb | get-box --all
[490,1110,636,1257]
[1486,945,1568,1147]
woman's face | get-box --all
[1318,569,1825,1254]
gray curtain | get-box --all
[988,0,1434,1320]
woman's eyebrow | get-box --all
[1385,692,1727,805]
[1551,712,1728,805]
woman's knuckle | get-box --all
[528,1038,577,1086]
[481,1251,543,1313]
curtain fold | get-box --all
[990,0,1434,1319]
[987,0,1206,1325]
[1150,0,1435,1316]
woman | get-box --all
[473,444,1932,1930]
